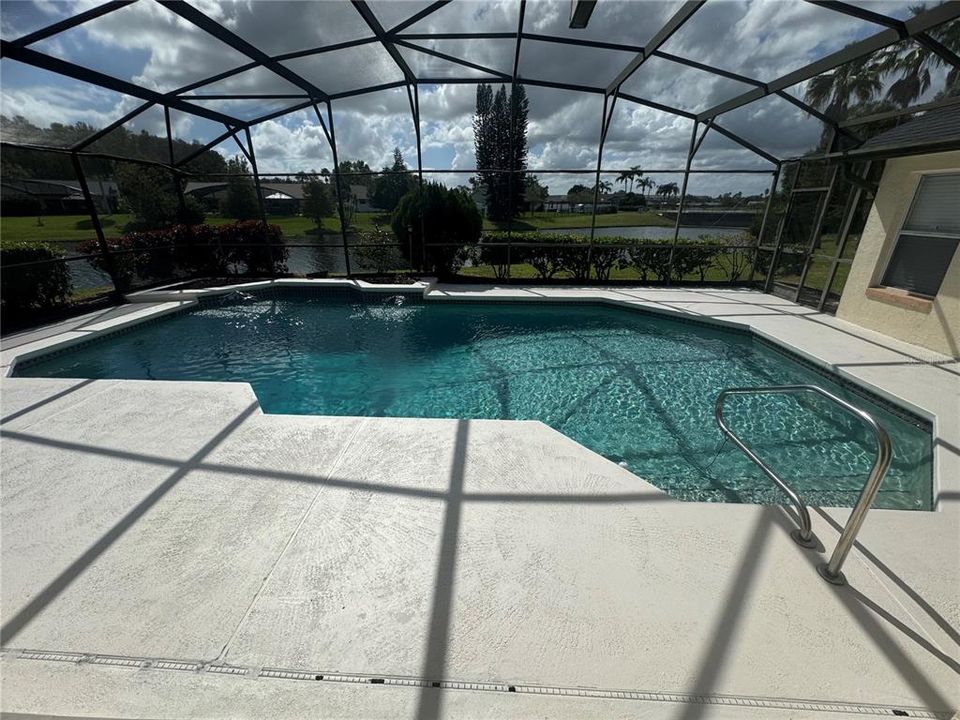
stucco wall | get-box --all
[836,151,960,358]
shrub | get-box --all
[179,195,206,226]
[621,245,672,281]
[715,232,757,282]
[481,232,626,281]
[589,241,624,281]
[476,237,511,279]
[0,240,73,320]
[354,226,399,274]
[220,220,287,275]
[681,238,720,281]
[78,221,286,288]
[392,182,482,277]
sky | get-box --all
[0,0,948,196]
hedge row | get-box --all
[0,240,73,320]
[78,220,288,289]
[473,232,758,281]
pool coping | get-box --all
[2,278,956,515]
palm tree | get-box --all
[595,180,613,195]
[616,170,634,193]
[637,176,654,200]
[804,54,883,117]
[883,5,960,107]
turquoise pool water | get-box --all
[16,289,933,510]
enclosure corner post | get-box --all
[71,152,124,299]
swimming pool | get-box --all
[15,288,933,510]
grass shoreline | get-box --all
[1,210,679,244]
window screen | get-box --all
[881,173,960,297]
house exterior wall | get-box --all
[837,150,960,358]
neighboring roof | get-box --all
[859,105,960,154]
[0,178,117,197]
[805,103,960,163]
[185,182,305,200]
[1,179,83,199]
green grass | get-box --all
[484,211,673,231]
[1,214,136,243]
[1,210,674,244]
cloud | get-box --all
[0,0,949,196]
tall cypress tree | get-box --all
[508,83,529,218]
[473,82,529,222]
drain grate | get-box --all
[2,647,948,719]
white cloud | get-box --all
[1,0,951,196]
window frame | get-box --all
[877,170,960,299]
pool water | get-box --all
[16,290,933,510]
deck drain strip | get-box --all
[2,648,948,718]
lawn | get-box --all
[0,213,388,244]
[1,209,675,245]
[485,211,673,231]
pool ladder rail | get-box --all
[714,384,893,586]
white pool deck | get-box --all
[1,282,958,719]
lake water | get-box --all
[58,225,748,292]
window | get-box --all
[880,173,960,297]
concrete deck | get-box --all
[1,284,958,719]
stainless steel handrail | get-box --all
[715,384,893,585]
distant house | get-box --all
[544,195,573,212]
[1,178,118,215]
[349,184,381,213]
[184,181,304,215]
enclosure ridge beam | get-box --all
[804,0,908,37]
[776,90,860,140]
[0,41,245,127]
[652,50,764,88]
[5,0,137,48]
[173,127,238,169]
[2,141,216,173]
[351,0,417,83]
[167,62,259,99]
[392,39,511,80]
[706,120,780,165]
[182,94,310,100]
[607,0,705,94]
[521,31,642,53]
[697,1,960,120]
[244,79,413,129]
[388,0,453,35]
[914,32,960,70]
[72,101,154,151]
[270,37,381,63]
[398,32,514,42]
[616,92,696,120]
[159,1,331,101]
